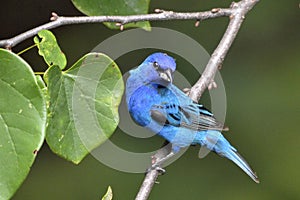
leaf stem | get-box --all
[34,72,45,75]
[17,44,37,55]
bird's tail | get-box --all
[223,145,260,183]
[198,131,259,183]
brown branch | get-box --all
[135,143,172,200]
[135,0,259,200]
[0,9,232,49]
[135,167,160,200]
[189,0,260,102]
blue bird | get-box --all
[126,52,259,183]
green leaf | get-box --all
[45,53,124,164]
[71,0,151,31]
[101,186,113,200]
[34,30,67,69]
[0,49,46,199]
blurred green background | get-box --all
[1,0,300,199]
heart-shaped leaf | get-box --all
[34,30,67,69]
[45,53,123,164]
[0,49,46,199]
[71,0,151,30]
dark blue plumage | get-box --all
[126,52,259,183]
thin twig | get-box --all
[189,0,260,102]
[0,9,232,49]
[135,0,259,200]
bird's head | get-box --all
[139,52,176,85]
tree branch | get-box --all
[135,0,259,200]
[0,9,232,49]
[189,0,260,102]
[135,167,160,200]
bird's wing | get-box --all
[150,103,227,131]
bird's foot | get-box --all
[147,156,166,174]
[183,88,191,96]
[146,164,166,175]
[147,149,176,175]
[208,81,217,90]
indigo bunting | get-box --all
[126,52,259,183]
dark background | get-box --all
[1,0,300,199]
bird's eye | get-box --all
[153,61,160,70]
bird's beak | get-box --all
[159,69,173,83]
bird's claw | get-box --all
[155,166,166,174]
[153,165,166,174]
[183,88,191,96]
[146,164,166,175]
[208,81,217,90]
